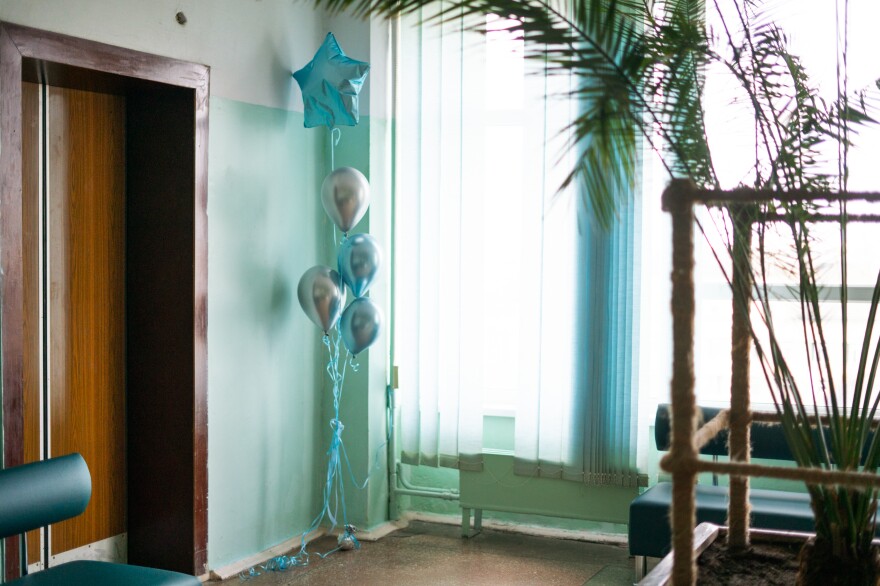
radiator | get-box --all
[458,450,637,535]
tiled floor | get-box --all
[218,521,634,585]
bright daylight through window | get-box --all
[690,0,880,409]
[480,15,578,416]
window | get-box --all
[478,16,579,414]
[685,1,880,409]
[392,10,644,484]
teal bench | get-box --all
[0,453,199,585]
[629,405,880,580]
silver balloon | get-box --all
[338,233,381,298]
[339,298,382,355]
[321,167,370,233]
[297,265,346,333]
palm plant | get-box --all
[313,0,880,580]
[735,197,880,583]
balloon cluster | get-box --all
[240,35,375,582]
[297,167,383,355]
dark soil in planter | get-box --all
[697,539,801,584]
[698,538,880,585]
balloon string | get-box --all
[347,350,359,372]
[330,126,342,170]
[240,330,366,581]
[329,127,343,248]
[238,337,385,580]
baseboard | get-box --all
[403,511,628,546]
[207,528,326,581]
[50,533,127,565]
[356,519,409,542]
[401,510,462,527]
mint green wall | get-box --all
[206,20,391,563]
[207,20,391,566]
[207,97,327,568]
[204,17,393,564]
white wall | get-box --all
[0,0,326,110]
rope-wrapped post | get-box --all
[662,180,699,585]
[727,205,753,551]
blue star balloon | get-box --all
[292,32,370,129]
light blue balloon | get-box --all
[292,32,370,129]
[340,298,382,355]
[338,233,381,297]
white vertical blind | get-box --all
[395,6,485,469]
[394,7,643,487]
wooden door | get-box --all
[19,81,127,567]
[2,22,209,579]
[46,84,127,561]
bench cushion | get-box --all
[629,482,817,558]
[7,561,200,586]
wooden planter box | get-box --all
[639,523,813,585]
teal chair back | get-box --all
[0,454,200,585]
[0,453,91,539]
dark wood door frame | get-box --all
[0,22,208,577]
